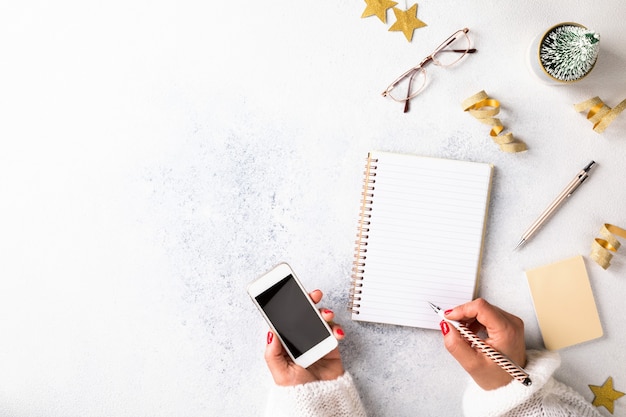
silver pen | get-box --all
[515,161,596,250]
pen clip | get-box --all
[571,161,596,193]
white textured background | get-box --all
[1,1,626,416]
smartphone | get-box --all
[247,263,338,368]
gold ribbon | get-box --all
[574,97,626,133]
[590,223,626,269]
[462,91,528,153]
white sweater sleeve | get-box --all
[264,372,367,417]
[462,350,602,417]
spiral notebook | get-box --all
[348,151,494,329]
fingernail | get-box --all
[440,320,450,336]
[336,328,345,336]
[323,309,333,315]
[444,309,453,316]
[267,331,273,344]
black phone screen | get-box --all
[255,275,330,357]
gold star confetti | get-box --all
[589,377,625,414]
[361,0,398,24]
[388,4,427,42]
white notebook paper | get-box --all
[348,151,494,329]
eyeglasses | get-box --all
[382,28,477,113]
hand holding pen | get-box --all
[430,299,531,390]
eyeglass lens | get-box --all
[387,68,426,102]
[432,32,471,67]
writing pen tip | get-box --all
[514,239,525,251]
[426,301,439,312]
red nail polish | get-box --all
[324,309,333,315]
[336,328,345,336]
[440,320,450,336]
[267,331,273,344]
[444,309,453,316]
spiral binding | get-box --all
[348,154,378,314]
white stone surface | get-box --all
[1,1,625,416]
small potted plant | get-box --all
[527,22,600,84]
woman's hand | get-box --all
[441,298,527,390]
[264,289,345,386]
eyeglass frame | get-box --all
[382,28,477,113]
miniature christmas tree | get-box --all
[539,25,600,82]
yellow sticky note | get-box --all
[526,255,603,350]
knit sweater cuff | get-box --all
[265,371,367,417]
[462,349,561,417]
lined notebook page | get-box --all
[350,152,493,329]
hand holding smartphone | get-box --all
[248,263,338,369]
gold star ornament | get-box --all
[361,0,398,24]
[388,4,427,42]
[589,377,625,414]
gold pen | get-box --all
[515,161,596,250]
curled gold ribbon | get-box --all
[590,223,626,269]
[462,91,528,153]
[574,97,626,133]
